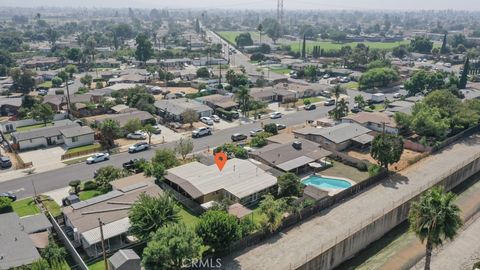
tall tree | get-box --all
[94,166,130,193]
[142,124,156,145]
[235,85,251,117]
[142,223,202,269]
[31,104,54,126]
[196,210,241,252]
[10,68,35,95]
[409,187,462,270]
[301,34,306,59]
[180,109,199,128]
[175,137,193,160]
[129,193,180,241]
[370,133,404,170]
[99,119,121,150]
[135,33,154,66]
[259,194,285,233]
[257,23,263,43]
[440,33,448,54]
[458,57,470,89]
[277,173,302,197]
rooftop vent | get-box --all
[292,141,302,150]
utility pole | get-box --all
[98,218,108,270]
[277,0,284,25]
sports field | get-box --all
[218,31,410,52]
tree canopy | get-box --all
[370,133,404,170]
[196,210,241,252]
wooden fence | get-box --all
[61,145,102,160]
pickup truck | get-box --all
[122,159,145,173]
[192,127,212,138]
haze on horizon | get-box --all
[1,0,479,10]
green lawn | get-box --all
[63,156,90,165]
[289,40,410,53]
[42,199,62,217]
[344,82,359,90]
[218,31,260,45]
[79,190,104,201]
[88,260,106,270]
[65,144,101,155]
[38,81,52,88]
[363,104,386,112]
[269,67,291,75]
[321,161,370,183]
[11,197,41,217]
[179,205,200,229]
[16,123,53,132]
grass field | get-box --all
[11,197,40,217]
[88,260,105,270]
[79,190,104,201]
[217,31,410,53]
[179,205,200,229]
[269,67,291,74]
[38,81,53,88]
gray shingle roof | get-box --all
[20,213,52,234]
[154,98,213,116]
[96,111,154,127]
[0,213,41,269]
[109,249,140,269]
[295,123,371,144]
[59,125,94,138]
[12,121,87,142]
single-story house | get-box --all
[21,56,60,69]
[12,122,95,151]
[154,98,213,122]
[62,174,160,257]
[94,110,155,127]
[110,104,134,114]
[250,139,332,173]
[160,58,192,68]
[108,74,149,85]
[193,57,228,66]
[294,123,373,151]
[387,100,416,114]
[0,213,52,269]
[197,94,238,111]
[95,58,121,68]
[0,97,22,116]
[342,111,399,135]
[164,158,277,205]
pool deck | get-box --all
[301,174,356,196]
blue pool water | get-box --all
[303,175,352,190]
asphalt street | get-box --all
[0,106,332,199]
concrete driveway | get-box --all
[18,146,66,172]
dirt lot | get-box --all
[347,149,424,172]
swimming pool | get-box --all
[303,175,352,190]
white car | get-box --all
[127,131,147,140]
[393,93,403,99]
[128,142,150,153]
[192,127,212,138]
[67,80,74,85]
[270,112,282,119]
[250,128,264,137]
[86,153,110,164]
[211,115,221,123]
[200,117,214,125]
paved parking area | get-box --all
[18,146,66,172]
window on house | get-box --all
[72,136,78,142]
[57,135,61,140]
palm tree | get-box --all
[235,86,251,118]
[332,84,346,115]
[408,187,462,270]
[257,24,263,44]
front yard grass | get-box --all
[79,190,104,201]
[38,81,52,88]
[65,144,101,155]
[179,205,200,229]
[16,122,53,132]
[62,156,90,165]
[344,81,359,90]
[11,197,41,217]
[270,67,291,74]
[321,161,370,183]
[88,260,106,270]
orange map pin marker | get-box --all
[214,152,228,171]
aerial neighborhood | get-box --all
[1,2,480,270]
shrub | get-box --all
[264,123,278,135]
[0,197,13,214]
[54,89,64,95]
[303,99,311,106]
[83,180,97,191]
[368,164,382,176]
[357,162,368,172]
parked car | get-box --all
[323,74,330,79]
[0,156,12,169]
[276,124,287,130]
[86,153,110,164]
[200,117,214,125]
[320,90,331,97]
[211,115,221,122]
[250,128,264,137]
[324,99,335,106]
[127,131,147,140]
[151,125,162,135]
[122,159,145,173]
[37,89,48,96]
[270,112,282,119]
[175,92,186,98]
[67,80,74,85]
[351,107,361,113]
[0,192,16,201]
[128,142,150,153]
[192,127,212,138]
[393,92,403,99]
[305,104,316,111]
[231,133,247,142]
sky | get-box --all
[1,0,479,10]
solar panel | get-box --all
[118,182,148,193]
[71,190,123,210]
